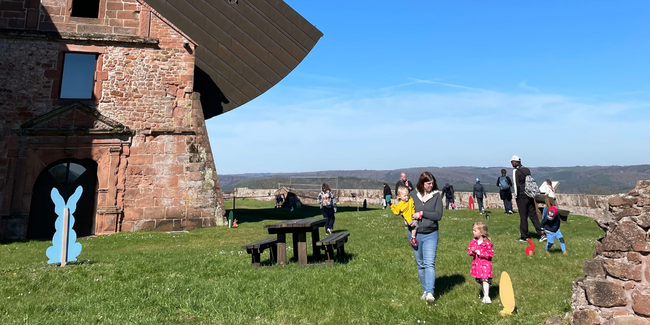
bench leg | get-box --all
[311,229,321,260]
[292,233,299,261]
[251,250,261,268]
[296,232,308,265]
[337,244,346,258]
[325,245,335,265]
[277,233,286,266]
[270,244,277,263]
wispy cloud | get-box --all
[518,80,542,94]
[407,78,493,92]
[207,81,650,173]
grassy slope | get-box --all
[1,200,604,324]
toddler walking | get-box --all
[391,186,420,246]
[543,206,567,255]
[468,222,494,303]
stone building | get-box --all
[0,0,322,239]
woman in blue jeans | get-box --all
[409,171,443,304]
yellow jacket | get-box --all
[391,197,415,223]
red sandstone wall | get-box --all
[0,0,225,238]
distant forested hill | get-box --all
[219,165,650,195]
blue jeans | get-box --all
[321,207,335,230]
[503,199,513,213]
[445,198,454,209]
[545,229,566,252]
[409,230,439,295]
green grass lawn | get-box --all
[1,199,604,324]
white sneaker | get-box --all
[425,292,435,304]
[420,292,427,300]
[482,296,492,304]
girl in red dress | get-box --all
[468,221,494,303]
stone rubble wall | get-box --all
[571,180,650,325]
[232,187,605,215]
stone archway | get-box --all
[26,159,98,240]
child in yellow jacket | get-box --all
[391,186,420,246]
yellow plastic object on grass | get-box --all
[499,271,517,316]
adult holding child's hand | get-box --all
[409,171,443,304]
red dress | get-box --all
[468,238,494,279]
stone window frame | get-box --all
[65,0,107,22]
[52,44,108,104]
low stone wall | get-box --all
[233,187,606,216]
[571,180,650,325]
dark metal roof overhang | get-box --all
[144,0,323,118]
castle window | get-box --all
[48,162,86,187]
[71,0,100,18]
[60,53,97,99]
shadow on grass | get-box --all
[0,238,31,244]
[254,252,357,267]
[435,274,466,298]
[490,285,500,299]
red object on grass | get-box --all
[232,219,238,228]
[525,238,536,256]
[469,196,475,209]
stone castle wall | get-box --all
[231,187,605,215]
[571,180,650,325]
[0,0,225,239]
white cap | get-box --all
[510,155,521,162]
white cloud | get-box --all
[207,82,650,174]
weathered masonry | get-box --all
[0,0,322,239]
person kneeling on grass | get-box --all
[468,222,494,304]
[391,186,420,247]
[542,206,567,255]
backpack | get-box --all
[524,175,541,198]
[499,176,510,190]
[321,192,331,207]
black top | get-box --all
[473,183,486,199]
[514,166,532,198]
[395,179,414,195]
[442,185,455,200]
[542,211,561,232]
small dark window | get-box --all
[71,0,100,18]
[48,162,86,187]
[60,53,97,99]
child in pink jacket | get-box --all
[468,221,494,304]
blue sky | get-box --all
[207,0,650,174]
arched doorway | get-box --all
[27,159,98,240]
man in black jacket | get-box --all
[472,178,486,214]
[511,155,546,242]
[442,183,455,209]
[395,173,414,195]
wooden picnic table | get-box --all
[264,218,326,266]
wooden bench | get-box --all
[242,238,278,268]
[316,233,350,264]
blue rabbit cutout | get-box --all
[46,186,83,264]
